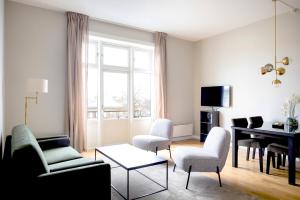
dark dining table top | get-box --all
[232,122,300,137]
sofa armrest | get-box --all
[49,159,104,172]
[38,137,70,150]
[36,163,111,199]
[3,135,12,162]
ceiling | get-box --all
[9,0,300,41]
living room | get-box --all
[0,0,299,199]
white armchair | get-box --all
[172,127,231,189]
[132,119,173,157]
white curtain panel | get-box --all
[65,12,89,152]
[154,32,168,119]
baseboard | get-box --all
[192,135,200,140]
[171,135,200,141]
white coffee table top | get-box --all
[96,144,167,170]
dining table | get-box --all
[231,122,300,185]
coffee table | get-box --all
[95,144,168,200]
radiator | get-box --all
[173,123,193,137]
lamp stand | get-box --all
[24,92,38,125]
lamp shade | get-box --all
[26,78,48,93]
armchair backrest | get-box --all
[150,119,173,139]
[203,127,231,170]
[11,124,49,176]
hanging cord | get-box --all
[274,0,277,80]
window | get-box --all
[103,72,128,119]
[133,72,151,118]
[103,45,129,67]
[133,49,153,118]
[87,37,154,119]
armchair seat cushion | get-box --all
[49,158,104,172]
[173,147,219,172]
[43,146,82,165]
[132,135,171,152]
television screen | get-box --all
[201,86,230,107]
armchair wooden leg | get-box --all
[186,166,192,189]
[168,145,172,159]
[173,164,176,172]
[216,166,222,187]
[246,145,250,161]
[155,147,158,155]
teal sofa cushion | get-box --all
[49,158,104,172]
[43,146,82,164]
[11,124,49,175]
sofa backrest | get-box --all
[11,124,49,176]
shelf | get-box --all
[200,110,219,142]
[200,122,212,124]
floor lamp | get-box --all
[25,78,48,125]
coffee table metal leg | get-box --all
[95,149,96,161]
[127,170,130,200]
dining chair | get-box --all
[266,143,300,174]
[231,118,255,161]
[249,116,265,159]
[250,116,288,168]
[232,118,267,172]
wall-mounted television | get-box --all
[201,86,231,107]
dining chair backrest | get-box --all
[231,118,248,128]
[249,116,264,127]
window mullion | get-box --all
[99,41,104,120]
[129,47,134,119]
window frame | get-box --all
[87,36,154,120]
[87,40,100,120]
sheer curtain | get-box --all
[154,32,168,119]
[65,12,89,152]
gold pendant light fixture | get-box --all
[260,0,294,86]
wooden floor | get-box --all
[82,139,300,200]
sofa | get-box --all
[3,124,111,199]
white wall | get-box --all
[193,12,300,135]
[0,0,4,155]
[5,2,195,145]
[167,37,194,125]
[90,19,153,44]
[5,1,67,137]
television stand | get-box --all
[200,110,219,142]
[210,107,219,112]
